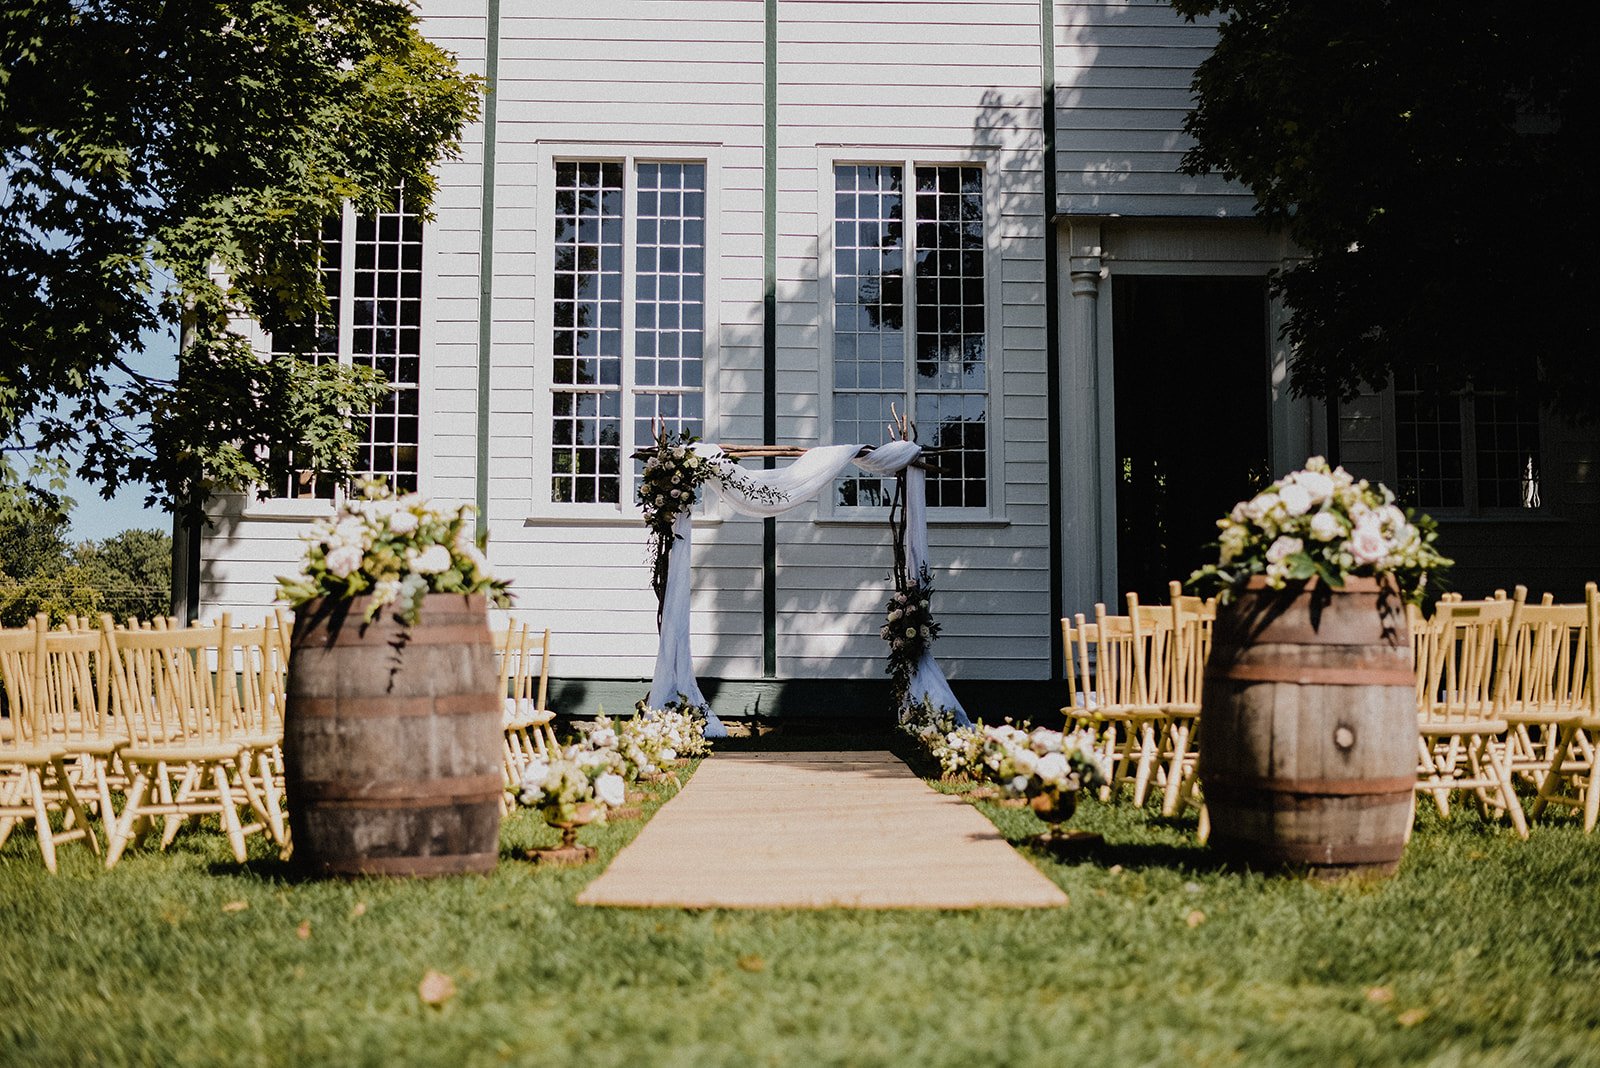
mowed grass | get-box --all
[3,742,1599,1068]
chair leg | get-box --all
[158,763,192,849]
[105,770,151,869]
[26,768,59,874]
[1416,734,1453,817]
[1488,741,1529,839]
[52,757,100,857]
[1161,720,1193,818]
[1531,724,1574,819]
[213,764,249,863]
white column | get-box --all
[1061,218,1110,616]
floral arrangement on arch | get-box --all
[1188,456,1451,604]
[981,723,1110,800]
[277,480,511,624]
[517,747,627,825]
[638,429,785,615]
[882,567,942,715]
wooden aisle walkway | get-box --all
[576,751,1069,909]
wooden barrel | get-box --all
[1198,576,1415,877]
[284,593,502,877]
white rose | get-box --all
[1278,483,1312,516]
[388,510,419,535]
[1296,470,1334,504]
[324,545,364,578]
[1266,536,1303,564]
[520,760,550,794]
[1009,776,1030,795]
[412,544,453,574]
[594,773,626,808]
[659,747,677,763]
[1349,519,1388,565]
[1012,749,1040,774]
[590,727,617,750]
[1309,511,1343,542]
[1035,752,1069,785]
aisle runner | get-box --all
[577,751,1069,909]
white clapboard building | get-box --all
[195,1,1595,720]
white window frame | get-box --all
[529,143,722,522]
[242,199,434,520]
[816,146,1005,522]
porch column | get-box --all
[1061,218,1110,616]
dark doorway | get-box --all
[1112,274,1271,604]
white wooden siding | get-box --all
[1056,0,1254,217]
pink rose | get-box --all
[1349,519,1388,565]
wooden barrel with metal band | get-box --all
[285,593,502,877]
[1198,575,1416,877]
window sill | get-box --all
[241,498,336,521]
[813,515,1011,529]
[1427,511,1566,526]
[522,513,722,528]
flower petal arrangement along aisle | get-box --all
[639,431,970,736]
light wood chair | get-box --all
[218,617,291,851]
[100,615,277,867]
[1072,603,1164,804]
[38,620,124,825]
[0,620,102,871]
[1497,589,1589,786]
[1531,582,1600,830]
[1414,591,1529,838]
[497,622,557,798]
[1159,581,1216,817]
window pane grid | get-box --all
[832,164,906,509]
[1394,372,1465,509]
[551,161,625,505]
[913,165,986,509]
[1473,386,1542,509]
[351,188,423,493]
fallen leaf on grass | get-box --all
[296,920,311,941]
[1396,1008,1428,1028]
[418,970,457,1006]
[221,900,249,914]
[1366,986,1395,1005]
[737,954,766,973]
[1185,910,1206,928]
[350,902,367,918]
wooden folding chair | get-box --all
[496,621,557,798]
[0,620,101,872]
[218,617,291,851]
[1497,589,1588,786]
[38,620,124,825]
[1415,592,1529,837]
[1159,581,1216,817]
[100,616,278,867]
[1531,582,1600,830]
[1071,603,1163,804]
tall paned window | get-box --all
[1394,371,1541,511]
[549,160,706,505]
[831,163,987,510]
[274,190,423,498]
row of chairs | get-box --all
[1,613,560,873]
[0,613,292,872]
[1057,581,1600,839]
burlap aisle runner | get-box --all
[576,751,1069,909]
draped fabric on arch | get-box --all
[647,442,970,738]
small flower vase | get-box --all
[1028,788,1100,853]
[528,803,599,865]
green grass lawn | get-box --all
[3,740,1598,1068]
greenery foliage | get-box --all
[2,750,1596,1066]
[1171,1,1599,416]
[0,0,481,519]
[0,493,170,625]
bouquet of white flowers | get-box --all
[517,749,627,826]
[981,723,1110,800]
[631,701,713,760]
[1189,456,1450,604]
[277,480,511,624]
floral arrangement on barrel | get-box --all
[277,480,511,623]
[1188,456,1451,604]
[516,747,627,863]
[981,723,1111,841]
[881,567,942,717]
[639,429,784,618]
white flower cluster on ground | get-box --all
[570,704,713,784]
[517,745,627,825]
[277,480,510,623]
[1191,455,1451,603]
[981,723,1111,799]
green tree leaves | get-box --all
[1171,1,1599,416]
[1,0,480,519]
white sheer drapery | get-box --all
[648,441,970,737]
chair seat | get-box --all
[121,743,247,763]
[1417,717,1510,736]
[505,711,554,729]
[1,744,69,765]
